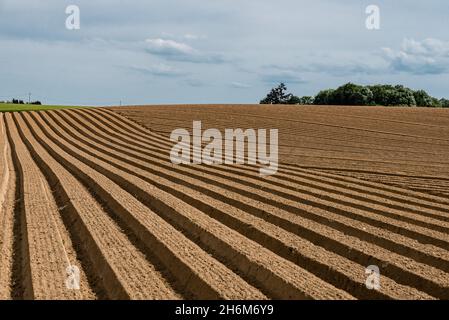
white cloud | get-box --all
[144,38,225,64]
[145,38,196,55]
[382,38,449,74]
[401,38,449,57]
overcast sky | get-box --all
[0,0,448,106]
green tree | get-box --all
[369,85,395,106]
[413,90,434,107]
[260,82,447,108]
[286,95,301,104]
[331,83,374,106]
[440,98,449,108]
[388,85,416,106]
[299,96,314,105]
[313,89,335,105]
[260,83,293,104]
[369,85,416,106]
[431,97,442,108]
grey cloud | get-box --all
[184,34,207,40]
[184,78,207,87]
[127,64,187,78]
[1,1,449,105]
[296,62,385,77]
[230,82,252,89]
[263,38,449,78]
[258,67,307,85]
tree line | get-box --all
[260,82,449,108]
[0,98,42,105]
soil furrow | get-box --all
[33,111,353,300]
[48,110,449,298]
[75,110,449,249]
[14,112,180,300]
[66,109,447,298]
[4,103,449,300]
[287,166,449,207]
[111,106,449,143]
[44,111,438,299]
[99,108,449,210]
[72,110,449,267]
[24,112,269,300]
[4,113,96,300]
[60,110,449,267]
[105,106,449,194]
[0,114,16,299]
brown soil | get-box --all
[112,104,449,197]
[0,104,448,300]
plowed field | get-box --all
[1,104,449,300]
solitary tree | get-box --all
[260,83,293,104]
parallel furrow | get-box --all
[4,113,96,299]
[65,110,447,267]
[100,108,449,210]
[50,109,448,298]
[30,111,353,300]
[43,110,439,299]
[22,111,270,300]
[0,114,16,299]
[80,110,449,249]
[13,113,180,300]
[111,106,449,199]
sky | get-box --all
[0,0,448,106]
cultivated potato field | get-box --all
[1,105,449,300]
